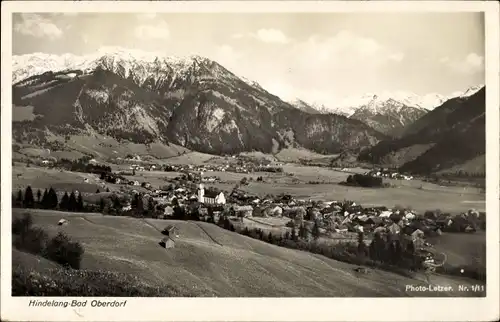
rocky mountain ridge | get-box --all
[12,48,386,156]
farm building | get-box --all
[159,237,175,249]
[58,219,68,226]
[234,205,254,218]
[161,225,179,237]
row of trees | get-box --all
[55,157,112,174]
[216,216,425,275]
[13,186,89,212]
[344,174,384,188]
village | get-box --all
[83,156,485,266]
[13,152,485,280]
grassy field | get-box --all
[13,133,191,163]
[12,166,104,193]
[274,148,340,163]
[12,162,485,215]
[11,209,485,297]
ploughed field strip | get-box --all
[12,208,485,297]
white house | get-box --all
[197,184,226,205]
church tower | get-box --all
[197,183,205,203]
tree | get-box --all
[15,189,23,207]
[171,198,179,207]
[98,198,105,212]
[147,198,155,216]
[357,231,367,257]
[23,186,35,208]
[36,189,42,204]
[136,195,144,217]
[45,232,85,269]
[48,188,58,209]
[77,193,84,212]
[131,194,139,208]
[41,189,49,209]
[60,192,70,210]
[68,192,77,212]
[369,232,387,262]
[173,206,185,220]
[312,221,321,240]
[291,226,298,241]
[298,223,308,240]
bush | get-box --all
[13,227,48,255]
[12,213,33,235]
[12,265,214,297]
[45,232,85,269]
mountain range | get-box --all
[12,48,385,157]
[11,47,485,175]
[357,86,486,175]
[289,86,483,137]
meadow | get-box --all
[12,161,485,215]
[204,163,484,214]
[11,209,485,297]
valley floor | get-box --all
[11,209,485,297]
[12,164,486,215]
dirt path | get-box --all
[190,221,223,247]
[140,218,164,234]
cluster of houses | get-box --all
[99,172,151,188]
[128,169,483,239]
[365,168,413,181]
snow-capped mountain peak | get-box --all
[12,46,233,85]
[240,76,265,91]
[297,84,484,117]
[460,84,484,98]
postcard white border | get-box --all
[1,1,499,321]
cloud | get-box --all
[254,28,291,44]
[219,30,406,107]
[209,44,245,73]
[232,28,291,44]
[136,13,157,20]
[291,31,404,75]
[442,53,484,74]
[134,21,170,40]
[14,13,63,39]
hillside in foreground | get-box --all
[12,209,485,297]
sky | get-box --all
[12,12,485,107]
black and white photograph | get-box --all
[1,1,499,321]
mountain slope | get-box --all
[357,87,486,175]
[12,49,386,156]
[12,209,484,297]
